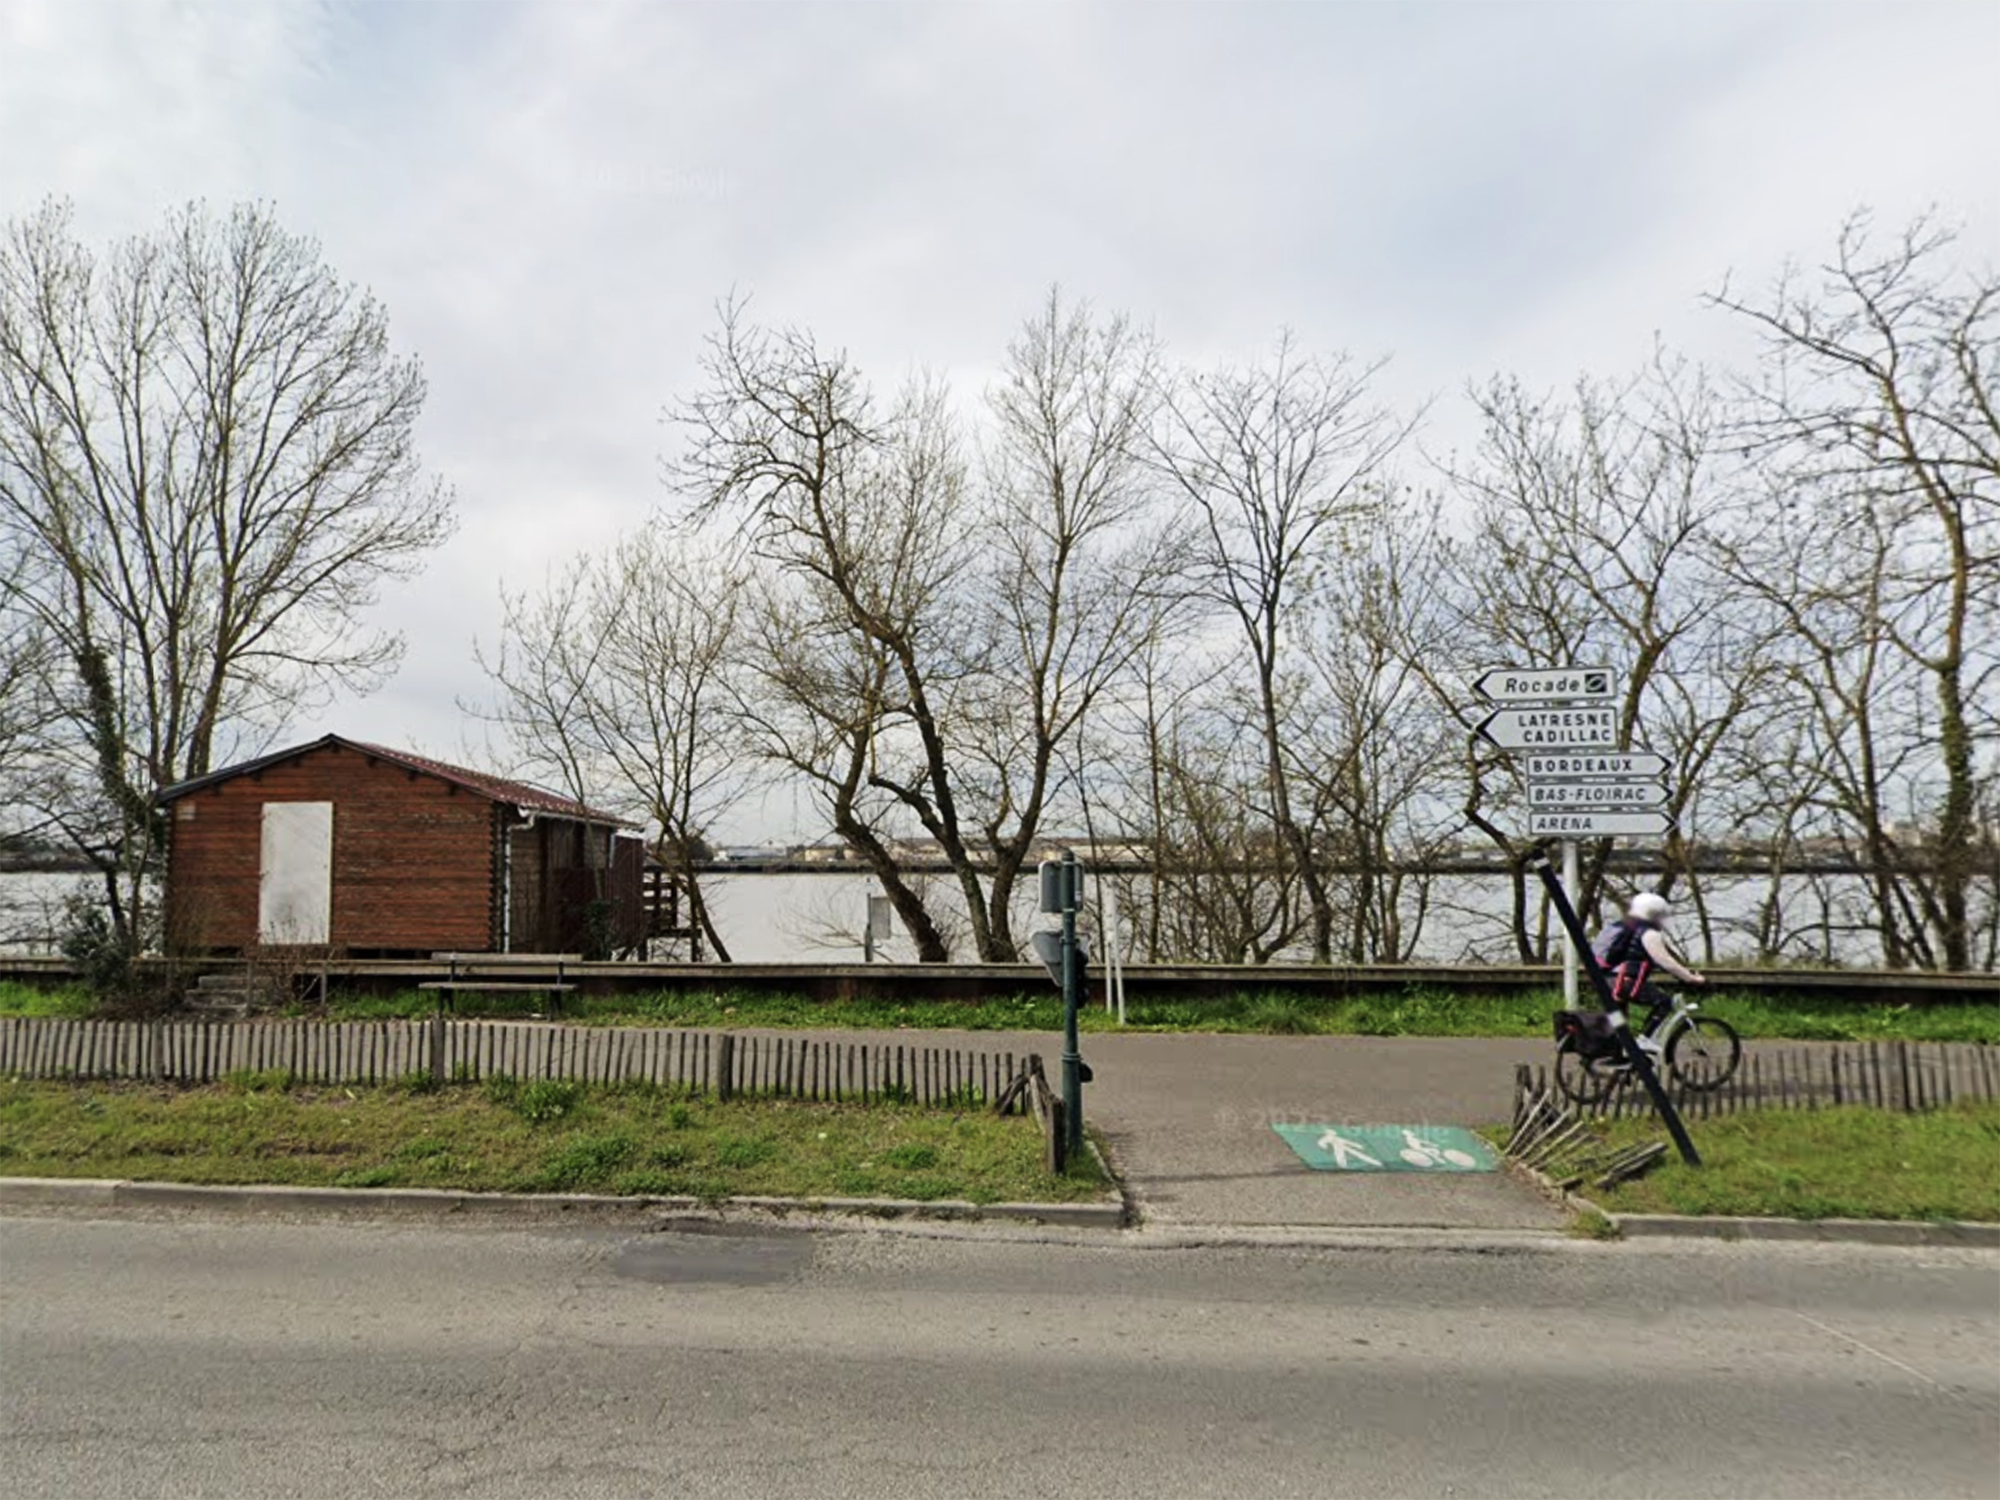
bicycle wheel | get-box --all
[1554,1038,1624,1106]
[1666,1017,1741,1092]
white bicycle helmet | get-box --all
[1628,891,1670,924]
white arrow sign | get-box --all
[1317,1130,1381,1169]
[1527,809,1674,837]
[1524,750,1668,780]
[1473,666,1617,703]
[1528,781,1671,810]
[1477,706,1619,752]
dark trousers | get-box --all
[1629,982,1674,1036]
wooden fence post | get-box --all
[716,1033,736,1102]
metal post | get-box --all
[1061,849,1084,1162]
[1529,847,1700,1166]
[1562,838,1580,1009]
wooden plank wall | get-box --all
[167,741,495,953]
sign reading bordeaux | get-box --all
[1523,751,1668,780]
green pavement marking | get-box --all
[1272,1124,1500,1173]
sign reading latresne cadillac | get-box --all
[1474,706,1618,752]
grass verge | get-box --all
[1579,1103,2000,1223]
[305,984,2000,1044]
[3,979,1994,1043]
[0,1075,1106,1205]
[0,980,95,1018]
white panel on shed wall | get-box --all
[259,802,332,945]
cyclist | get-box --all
[1593,892,1706,1054]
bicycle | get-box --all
[1554,990,1742,1106]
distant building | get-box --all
[155,735,644,957]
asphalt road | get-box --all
[3,1212,1994,1499]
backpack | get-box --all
[1590,918,1653,1003]
[1592,917,1647,969]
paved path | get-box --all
[1085,1031,1561,1229]
[753,1027,1565,1231]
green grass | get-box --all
[3,977,1994,1043]
[0,1075,1107,1205]
[1580,1102,2000,1223]
[0,980,95,1018]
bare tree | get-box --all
[673,294,1177,962]
[1293,498,1461,962]
[0,200,454,948]
[476,528,749,960]
[1428,358,1775,962]
[1149,332,1413,963]
[967,289,1181,958]
[673,302,980,960]
[1713,213,1998,970]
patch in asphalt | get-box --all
[609,1224,818,1287]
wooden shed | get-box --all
[157,735,644,958]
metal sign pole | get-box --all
[1528,846,1701,1166]
[1562,838,1579,1009]
[1056,852,1088,1160]
[1060,849,1084,1161]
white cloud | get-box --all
[3,0,1994,829]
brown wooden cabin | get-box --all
[156,735,644,958]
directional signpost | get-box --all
[1470,664,1675,1005]
[1528,781,1670,810]
[1473,667,1615,703]
[1475,706,1619,752]
[1524,751,1668,781]
[1528,809,1674,837]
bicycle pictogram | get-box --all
[1396,1129,1479,1169]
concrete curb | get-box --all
[0,1176,1126,1230]
[5,1177,1988,1250]
[1503,1161,1999,1247]
[1611,1213,2000,1247]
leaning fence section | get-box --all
[0,1016,1032,1112]
[1518,1039,1997,1124]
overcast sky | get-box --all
[3,0,1995,840]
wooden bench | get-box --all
[420,953,582,1014]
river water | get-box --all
[6,868,1969,969]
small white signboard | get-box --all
[1473,666,1616,703]
[1528,781,1670,810]
[1528,809,1673,837]
[1524,750,1668,780]
[1476,706,1619,752]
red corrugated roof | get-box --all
[156,735,635,826]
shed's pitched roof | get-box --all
[154,735,632,826]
